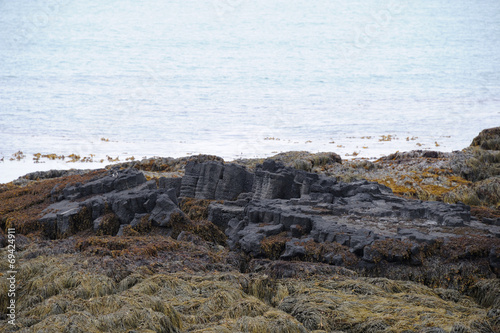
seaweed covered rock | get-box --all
[471,126,500,150]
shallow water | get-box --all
[1,0,499,182]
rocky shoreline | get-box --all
[1,128,500,332]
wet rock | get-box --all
[381,150,449,161]
[259,224,284,237]
[39,200,83,237]
[280,239,306,260]
[239,233,265,257]
[82,196,107,220]
[116,224,126,236]
[235,222,285,254]
[483,217,500,226]
[159,177,182,197]
[362,246,382,263]
[37,159,476,269]
[310,218,348,244]
[350,231,375,255]
[130,213,149,228]
[280,213,312,232]
[397,228,436,244]
[112,169,147,192]
[93,216,104,231]
[150,194,185,227]
[208,202,246,231]
[324,253,344,266]
[226,217,248,249]
[252,160,305,199]
[290,224,306,238]
[193,161,224,199]
[215,163,254,200]
[110,190,154,224]
[93,213,121,236]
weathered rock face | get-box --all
[58,168,147,201]
[39,168,186,237]
[180,160,253,200]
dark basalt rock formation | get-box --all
[37,157,498,271]
[39,168,186,237]
[180,160,253,200]
[208,161,473,265]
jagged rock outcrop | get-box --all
[180,160,253,200]
[38,158,500,270]
[39,168,186,237]
[205,160,479,266]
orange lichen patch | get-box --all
[372,177,417,197]
[419,184,455,198]
[369,169,471,201]
[0,170,106,235]
[261,232,290,260]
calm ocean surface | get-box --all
[1,0,499,182]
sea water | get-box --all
[1,0,499,183]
